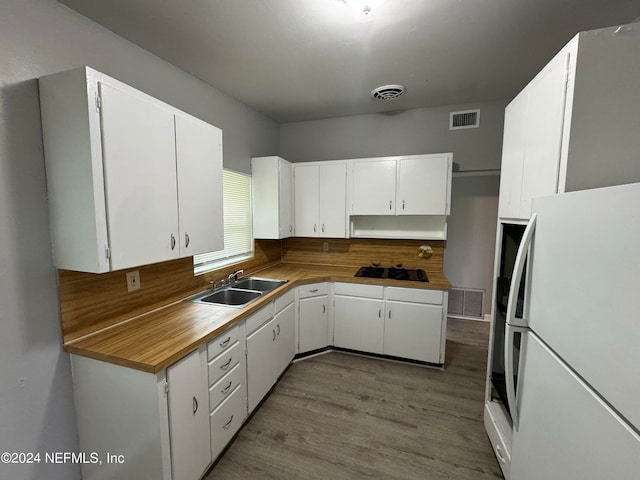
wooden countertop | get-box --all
[64,263,451,373]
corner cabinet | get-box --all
[251,156,293,239]
[297,282,330,354]
[293,161,348,238]
[39,66,223,273]
[498,25,640,221]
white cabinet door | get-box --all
[299,295,329,353]
[498,90,528,219]
[294,164,320,236]
[397,156,450,215]
[274,301,296,375]
[99,83,180,270]
[334,296,384,354]
[351,160,397,215]
[167,348,211,480]
[319,163,347,237]
[246,318,278,413]
[518,49,570,218]
[175,114,224,256]
[383,301,443,363]
[279,159,294,238]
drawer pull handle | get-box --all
[193,396,198,415]
[309,288,319,293]
[222,415,234,430]
[495,445,506,463]
[221,381,233,395]
[219,336,231,348]
[220,358,233,370]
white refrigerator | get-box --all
[503,182,640,478]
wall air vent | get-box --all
[448,288,485,319]
[450,109,480,130]
[370,84,406,101]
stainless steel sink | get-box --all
[189,277,286,308]
[193,288,262,308]
[233,277,286,292]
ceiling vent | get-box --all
[370,84,406,101]
[450,109,480,130]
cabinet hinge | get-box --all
[95,92,102,113]
[104,244,110,261]
[564,53,572,90]
[163,379,169,398]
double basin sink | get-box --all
[190,277,286,308]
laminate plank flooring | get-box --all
[205,319,501,479]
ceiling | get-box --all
[59,0,638,123]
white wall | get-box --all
[0,1,278,479]
[280,101,506,314]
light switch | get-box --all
[126,271,141,292]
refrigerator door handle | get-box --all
[504,323,528,430]
[506,214,537,328]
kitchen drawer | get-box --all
[334,282,383,299]
[385,286,443,305]
[210,384,247,461]
[207,323,241,361]
[274,288,295,312]
[245,301,275,336]
[484,402,511,478]
[209,363,244,412]
[208,341,241,386]
[298,282,328,299]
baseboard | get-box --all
[447,313,491,322]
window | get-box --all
[194,169,253,274]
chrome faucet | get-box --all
[228,269,244,285]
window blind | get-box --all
[194,169,253,273]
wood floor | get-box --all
[205,319,502,479]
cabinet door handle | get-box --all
[221,380,233,395]
[402,200,405,210]
[272,329,276,341]
[222,415,234,430]
[170,234,176,250]
[220,358,233,370]
[322,304,326,314]
[313,224,317,233]
[185,232,190,248]
[193,396,198,415]
[389,310,392,319]
[378,309,381,318]
[289,224,292,233]
[219,336,231,348]
[389,200,393,210]
[322,224,325,232]
[276,324,280,336]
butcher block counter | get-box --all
[64,263,451,373]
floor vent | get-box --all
[448,288,484,319]
[450,109,480,130]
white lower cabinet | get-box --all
[206,323,247,462]
[333,283,446,364]
[167,347,211,480]
[297,282,329,353]
[246,290,295,413]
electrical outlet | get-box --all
[126,271,141,292]
[323,242,329,252]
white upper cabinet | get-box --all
[175,114,224,257]
[351,159,397,215]
[351,154,452,216]
[294,161,347,238]
[499,24,640,220]
[397,156,451,215]
[251,156,293,239]
[39,67,224,273]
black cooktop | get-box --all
[355,266,429,282]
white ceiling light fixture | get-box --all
[371,84,406,101]
[343,0,386,16]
